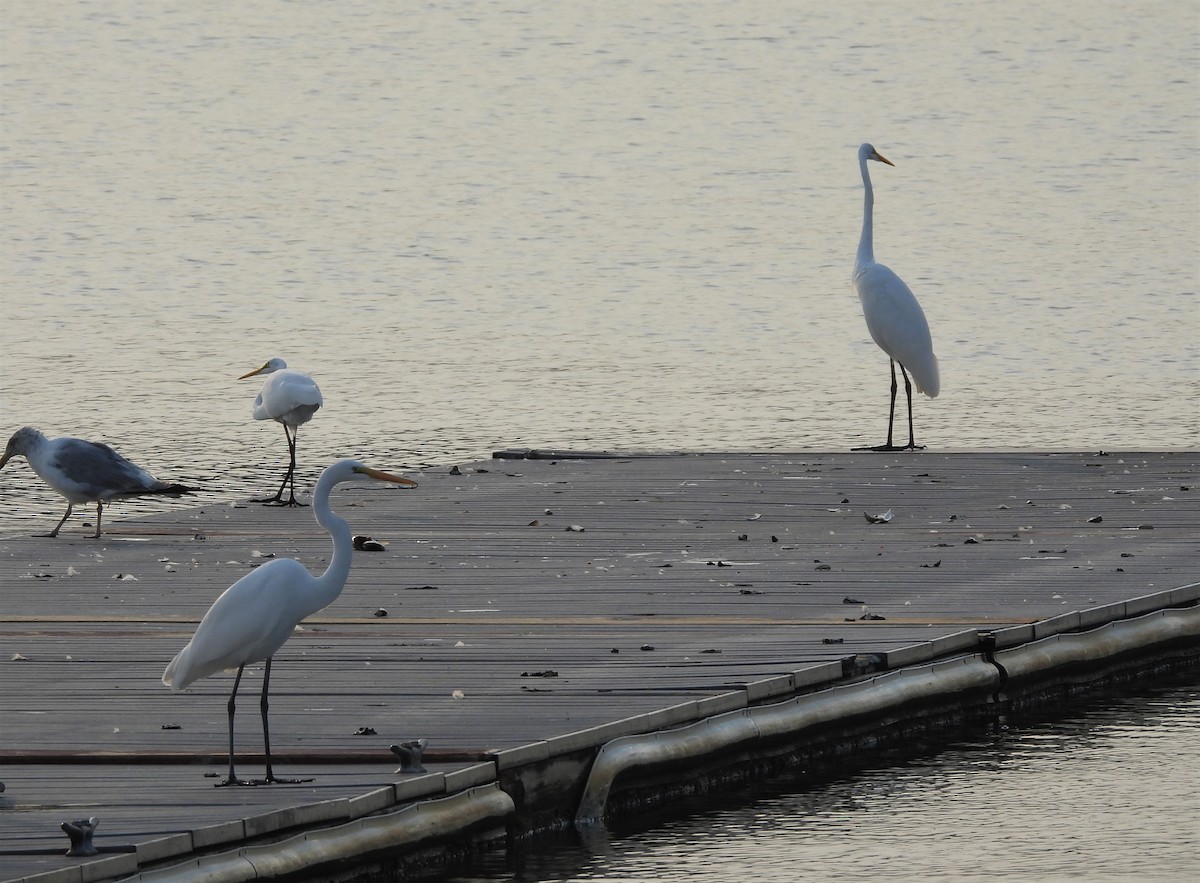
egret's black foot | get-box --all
[259,774,314,785]
[852,443,924,452]
[255,495,307,507]
[214,777,260,787]
[215,774,313,787]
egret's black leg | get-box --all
[885,359,898,448]
[42,503,74,538]
[254,455,289,504]
[256,658,310,785]
[215,665,250,786]
[91,502,104,539]
[256,425,305,506]
[853,359,905,452]
[899,364,923,450]
[283,426,305,507]
[260,658,278,781]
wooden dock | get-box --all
[1,450,1197,881]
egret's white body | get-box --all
[163,459,417,785]
[162,556,324,689]
[853,143,939,451]
[239,358,323,506]
[0,426,191,538]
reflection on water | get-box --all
[437,672,1200,882]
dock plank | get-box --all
[1,451,1196,880]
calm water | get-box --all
[439,674,1200,883]
[1,1,1197,876]
[2,1,1196,533]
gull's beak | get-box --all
[872,149,895,167]
[238,362,270,380]
[357,466,418,488]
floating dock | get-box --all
[1,450,1197,882]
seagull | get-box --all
[0,426,193,538]
[239,358,323,506]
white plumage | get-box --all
[853,143,939,450]
[239,358,323,505]
[163,458,417,785]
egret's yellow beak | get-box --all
[356,466,418,487]
[238,363,270,380]
[872,149,895,167]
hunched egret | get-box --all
[239,358,323,506]
[0,426,193,538]
[162,459,418,786]
[852,143,940,451]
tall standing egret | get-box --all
[239,358,323,506]
[0,427,193,538]
[852,143,940,451]
[163,459,418,786]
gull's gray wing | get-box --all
[48,438,164,500]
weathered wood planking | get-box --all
[1,450,1196,881]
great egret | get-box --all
[163,459,418,786]
[852,143,939,451]
[239,358,323,506]
[0,426,193,538]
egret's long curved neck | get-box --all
[307,471,354,615]
[856,153,875,270]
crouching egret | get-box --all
[0,426,193,538]
[239,358,323,506]
[163,459,418,786]
[852,143,940,451]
